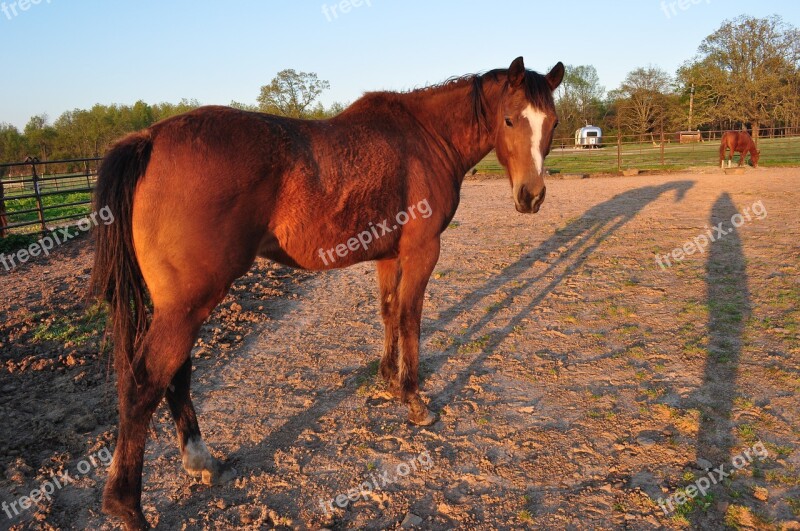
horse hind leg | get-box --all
[165,358,236,484]
[102,306,218,530]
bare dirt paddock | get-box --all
[1,168,799,530]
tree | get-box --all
[257,69,330,118]
[0,123,25,167]
[610,66,673,139]
[554,65,605,137]
[229,100,259,112]
[678,15,799,138]
[24,114,57,160]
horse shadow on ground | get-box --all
[421,179,693,410]
[171,180,697,523]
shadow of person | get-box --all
[689,192,751,524]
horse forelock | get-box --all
[522,71,556,112]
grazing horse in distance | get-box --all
[90,56,564,530]
[720,130,760,168]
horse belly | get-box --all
[260,217,401,270]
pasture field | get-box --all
[476,135,800,175]
[0,168,798,529]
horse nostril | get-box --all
[516,185,532,207]
[532,187,547,213]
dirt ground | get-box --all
[0,168,798,530]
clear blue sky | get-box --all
[2,0,797,130]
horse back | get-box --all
[136,105,456,271]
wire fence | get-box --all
[0,157,101,237]
[477,127,800,175]
[1,128,799,238]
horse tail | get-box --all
[719,132,729,161]
[89,130,153,376]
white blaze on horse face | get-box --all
[521,105,547,177]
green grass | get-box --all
[355,359,380,392]
[457,334,492,354]
[475,136,800,175]
[673,490,715,518]
[3,191,92,226]
[0,232,39,254]
[788,497,800,517]
[32,302,107,346]
[517,510,534,523]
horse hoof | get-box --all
[201,462,237,486]
[372,383,402,401]
[182,439,237,485]
[407,395,439,426]
[101,498,150,531]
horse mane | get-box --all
[398,68,555,109]
[345,67,555,137]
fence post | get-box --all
[617,132,621,172]
[660,121,665,166]
[26,156,47,232]
[84,160,91,190]
[0,175,6,238]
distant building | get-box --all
[677,131,702,143]
[574,125,602,148]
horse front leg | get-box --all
[395,237,440,425]
[376,258,401,396]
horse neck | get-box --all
[402,78,500,177]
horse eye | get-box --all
[505,117,513,127]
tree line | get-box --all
[0,69,345,166]
[1,14,798,165]
[556,14,799,142]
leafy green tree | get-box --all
[257,69,331,118]
[610,66,673,140]
[151,99,201,122]
[678,15,799,138]
[229,100,259,112]
[0,123,25,166]
[24,114,57,160]
[555,65,605,138]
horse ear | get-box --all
[508,57,526,87]
[546,62,565,91]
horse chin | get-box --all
[515,202,533,214]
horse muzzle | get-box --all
[514,184,546,214]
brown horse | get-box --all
[90,56,564,529]
[720,130,760,168]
